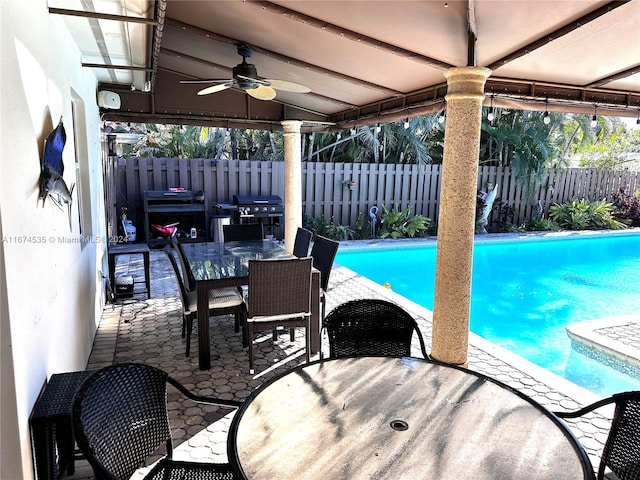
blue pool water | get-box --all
[334,233,640,397]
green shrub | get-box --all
[377,205,430,239]
[304,215,355,241]
[355,212,374,239]
[525,217,561,232]
[548,198,627,230]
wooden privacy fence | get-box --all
[109,157,640,240]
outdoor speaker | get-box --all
[97,90,121,109]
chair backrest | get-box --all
[247,257,312,318]
[309,235,339,292]
[163,245,190,310]
[72,363,172,480]
[554,391,640,480]
[170,235,196,291]
[324,299,429,359]
[293,227,313,258]
[600,392,640,480]
[223,223,264,242]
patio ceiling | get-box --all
[50,0,640,131]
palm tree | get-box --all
[480,109,558,200]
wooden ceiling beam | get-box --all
[586,64,640,88]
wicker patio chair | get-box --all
[323,299,430,359]
[72,362,241,480]
[163,245,246,356]
[309,235,339,324]
[169,234,197,291]
[245,257,313,373]
[223,223,264,242]
[293,227,313,258]
[553,390,640,480]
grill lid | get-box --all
[233,195,282,205]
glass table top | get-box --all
[182,240,293,281]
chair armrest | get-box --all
[553,395,618,418]
[167,376,242,408]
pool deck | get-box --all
[67,233,640,479]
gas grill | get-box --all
[232,195,284,218]
[216,195,284,239]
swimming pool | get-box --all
[334,232,640,397]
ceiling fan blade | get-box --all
[266,79,311,93]
[197,83,233,96]
[236,75,271,87]
[246,85,277,100]
[180,79,232,84]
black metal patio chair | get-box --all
[72,362,241,480]
[323,298,430,360]
[554,390,640,480]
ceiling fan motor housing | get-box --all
[234,61,260,90]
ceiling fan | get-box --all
[180,43,311,100]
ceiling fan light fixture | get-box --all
[183,43,310,100]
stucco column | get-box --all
[430,67,491,366]
[281,120,303,253]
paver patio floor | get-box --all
[65,246,628,479]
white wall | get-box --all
[0,1,107,478]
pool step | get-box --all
[567,315,640,381]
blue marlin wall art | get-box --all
[39,117,74,230]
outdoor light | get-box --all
[376,123,381,133]
[404,118,410,129]
[543,99,550,125]
[487,96,494,122]
[438,110,446,123]
[590,105,598,127]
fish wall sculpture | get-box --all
[39,117,74,229]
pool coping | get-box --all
[338,227,640,250]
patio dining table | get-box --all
[227,356,595,480]
[182,240,321,370]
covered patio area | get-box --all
[67,244,617,479]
